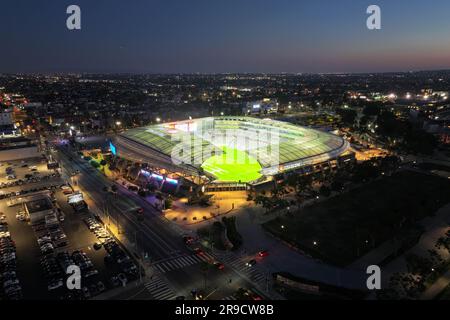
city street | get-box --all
[53,144,266,300]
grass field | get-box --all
[201,146,262,182]
[263,171,450,267]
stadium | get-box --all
[113,117,350,185]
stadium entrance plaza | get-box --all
[163,191,251,226]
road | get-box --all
[52,144,266,300]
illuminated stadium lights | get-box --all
[114,117,349,183]
[151,173,164,181]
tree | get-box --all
[164,198,173,210]
[336,108,357,127]
[435,237,450,252]
[363,104,382,117]
[319,185,331,197]
[405,253,432,276]
[358,115,370,131]
[331,181,344,193]
[90,160,100,168]
[403,129,438,155]
[376,110,407,139]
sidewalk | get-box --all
[351,203,450,273]
[420,270,450,300]
[373,204,450,292]
[234,205,368,290]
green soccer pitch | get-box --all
[201,146,262,182]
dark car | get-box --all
[245,259,257,267]
[193,248,204,255]
[183,236,194,244]
[258,250,269,257]
[214,262,225,270]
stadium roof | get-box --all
[116,116,349,181]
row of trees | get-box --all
[336,104,438,155]
[382,231,450,300]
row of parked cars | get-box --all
[40,249,102,294]
[0,216,22,300]
[84,217,139,281]
[35,222,69,255]
[0,183,63,201]
[0,172,60,189]
[41,254,65,291]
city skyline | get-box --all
[1,0,450,74]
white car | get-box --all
[0,231,11,238]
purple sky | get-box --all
[1,0,450,73]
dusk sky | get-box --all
[1,0,450,74]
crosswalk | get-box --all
[152,252,215,274]
[216,252,268,287]
[222,295,237,300]
[144,277,176,300]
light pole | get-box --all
[135,230,143,284]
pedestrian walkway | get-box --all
[216,252,267,288]
[144,277,176,300]
[152,252,215,273]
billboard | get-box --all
[109,141,117,156]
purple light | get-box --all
[165,177,178,185]
[151,173,164,181]
[140,169,151,177]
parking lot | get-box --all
[0,160,140,300]
[0,158,54,185]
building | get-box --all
[0,136,41,161]
[23,195,56,225]
[243,99,278,115]
[0,109,14,126]
[113,116,352,188]
[0,109,17,136]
